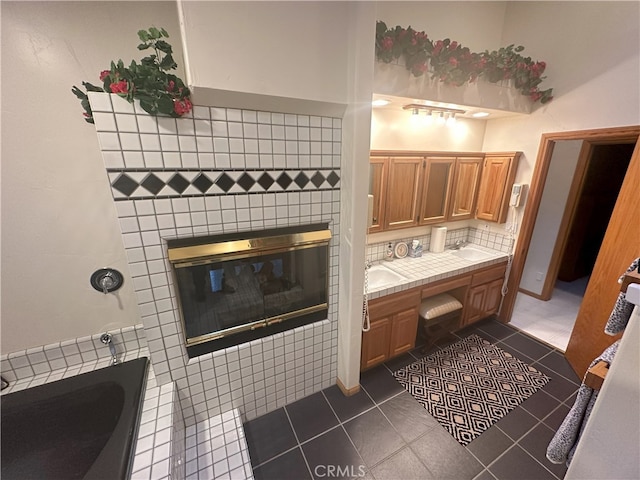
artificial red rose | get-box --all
[110,80,129,94]
[398,29,407,40]
[99,70,111,81]
[382,36,394,51]
[530,91,542,102]
[411,37,417,46]
[174,97,193,116]
[449,57,458,67]
[167,80,175,92]
[412,62,427,74]
[433,40,443,56]
[449,41,458,50]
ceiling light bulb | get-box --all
[446,113,457,126]
[437,111,445,124]
[372,98,391,107]
[412,108,420,115]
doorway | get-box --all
[511,141,635,349]
[499,127,640,355]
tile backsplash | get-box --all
[89,93,341,425]
[0,324,147,390]
[366,227,513,263]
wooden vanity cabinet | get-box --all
[385,157,423,230]
[361,288,421,370]
[449,157,483,221]
[361,262,508,371]
[419,157,455,225]
[476,153,521,223]
[461,264,507,326]
[368,157,388,233]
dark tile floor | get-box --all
[244,318,581,480]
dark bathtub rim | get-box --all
[1,356,149,480]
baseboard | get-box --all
[336,377,360,396]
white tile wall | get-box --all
[89,93,341,426]
[0,324,147,388]
[366,227,512,263]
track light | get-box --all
[402,104,466,127]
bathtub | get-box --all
[1,357,149,480]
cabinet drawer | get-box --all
[471,263,507,286]
[421,274,471,299]
[368,288,421,319]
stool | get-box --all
[418,293,463,353]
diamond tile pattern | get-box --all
[108,169,340,199]
[168,173,190,193]
[192,173,213,193]
[141,173,165,195]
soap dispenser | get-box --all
[385,242,394,261]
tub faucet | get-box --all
[100,333,118,366]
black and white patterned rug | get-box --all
[393,334,550,446]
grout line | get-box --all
[282,406,315,480]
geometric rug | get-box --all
[393,334,550,446]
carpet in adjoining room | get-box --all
[393,334,550,445]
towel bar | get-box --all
[584,360,609,390]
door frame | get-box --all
[498,125,640,323]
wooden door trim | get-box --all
[539,141,593,300]
[498,126,640,324]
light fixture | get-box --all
[402,104,466,125]
[372,98,391,107]
[472,111,490,118]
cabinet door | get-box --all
[361,317,392,370]
[385,157,422,230]
[368,157,388,233]
[389,307,419,357]
[450,157,483,221]
[483,278,504,316]
[476,153,520,223]
[419,157,454,225]
[462,284,487,326]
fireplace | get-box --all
[168,224,331,357]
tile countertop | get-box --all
[366,244,509,300]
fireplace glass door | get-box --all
[168,226,330,355]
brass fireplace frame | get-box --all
[167,225,331,355]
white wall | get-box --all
[1,1,184,353]
[178,1,350,104]
[483,2,640,177]
[375,1,508,52]
[520,140,582,294]
[371,108,486,151]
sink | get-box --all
[366,264,408,290]
[449,246,494,261]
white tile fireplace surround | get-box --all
[89,93,342,425]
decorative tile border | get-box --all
[108,168,340,200]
